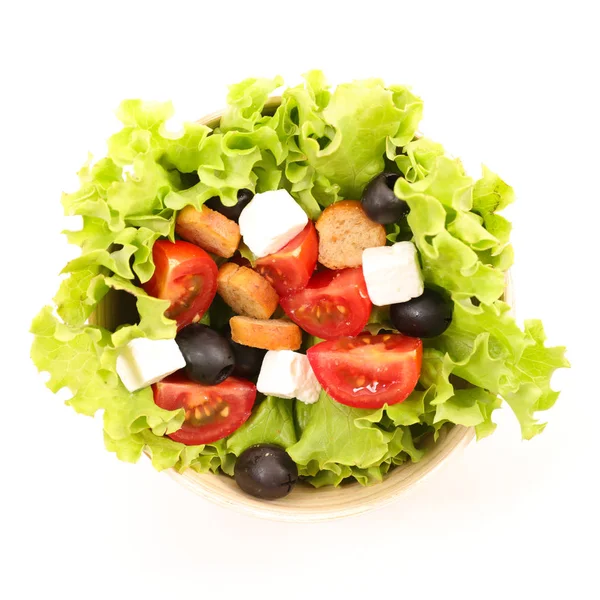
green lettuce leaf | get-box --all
[227,397,297,456]
[219,76,284,132]
[472,165,515,216]
[310,79,410,198]
[504,320,570,438]
[392,137,445,182]
[54,267,109,327]
[287,391,392,472]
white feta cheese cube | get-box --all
[257,350,321,404]
[362,242,424,306]
[238,189,308,257]
[116,337,186,393]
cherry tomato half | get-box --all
[153,374,257,445]
[255,222,318,297]
[280,268,371,339]
[307,334,422,408]
[143,240,218,330]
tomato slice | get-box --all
[307,334,422,408]
[280,268,371,339]
[153,374,257,445]
[255,222,318,296]
[143,240,218,330]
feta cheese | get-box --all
[362,242,424,306]
[116,337,186,393]
[257,350,321,404]
[238,189,308,257]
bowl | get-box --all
[94,97,514,522]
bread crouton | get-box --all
[217,263,279,319]
[176,205,241,258]
[229,317,302,351]
[315,200,386,269]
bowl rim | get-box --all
[149,97,516,522]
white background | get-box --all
[2,1,598,598]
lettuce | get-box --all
[226,396,297,455]
[31,71,568,489]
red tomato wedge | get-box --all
[153,374,257,445]
[280,268,372,339]
[143,240,218,330]
[255,221,318,296]
[307,334,422,408]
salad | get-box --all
[30,72,568,501]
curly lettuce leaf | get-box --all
[472,165,515,216]
[226,397,297,456]
[311,80,409,198]
[104,430,233,475]
[278,74,423,202]
[435,309,569,439]
[396,159,507,303]
[287,391,393,472]
[54,267,109,327]
[505,320,569,437]
[219,76,284,132]
[275,71,338,218]
[392,137,445,183]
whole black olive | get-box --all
[175,324,235,385]
[361,172,409,224]
[225,331,267,380]
[234,444,299,500]
[390,288,453,338]
[205,189,254,223]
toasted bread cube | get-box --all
[316,200,386,269]
[229,317,302,351]
[217,263,279,319]
[176,205,241,258]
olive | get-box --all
[361,172,409,224]
[175,324,235,385]
[226,332,267,380]
[234,444,298,500]
[390,288,453,338]
[205,189,254,223]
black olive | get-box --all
[225,332,267,380]
[390,288,453,338]
[175,324,235,385]
[234,444,299,500]
[205,189,254,223]
[361,172,409,224]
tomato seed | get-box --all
[220,406,230,417]
[194,408,202,420]
[337,305,347,314]
[362,338,371,344]
[356,376,366,386]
